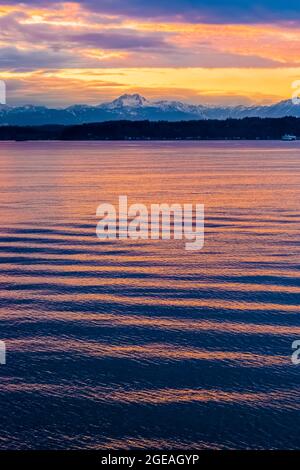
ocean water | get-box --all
[0,141,299,450]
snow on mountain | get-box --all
[0,95,299,125]
[153,99,206,116]
[104,93,150,109]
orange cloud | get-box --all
[0,2,300,104]
[1,67,299,106]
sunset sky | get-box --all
[0,0,300,106]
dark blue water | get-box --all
[0,141,299,449]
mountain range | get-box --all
[0,94,300,125]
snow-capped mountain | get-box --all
[0,94,299,125]
[105,93,150,109]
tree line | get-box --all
[0,117,299,140]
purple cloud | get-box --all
[67,32,170,50]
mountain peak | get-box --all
[110,93,148,108]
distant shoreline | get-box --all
[0,117,299,141]
[2,138,300,142]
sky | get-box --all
[0,0,300,106]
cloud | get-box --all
[0,9,296,69]
[0,9,173,66]
[68,32,169,50]
[0,46,102,69]
[52,0,300,24]
[2,66,297,107]
[0,4,300,59]
[0,43,285,71]
[0,1,299,105]
[80,0,300,24]
[4,70,127,106]
[0,1,300,24]
[136,45,285,67]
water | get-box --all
[0,141,299,450]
